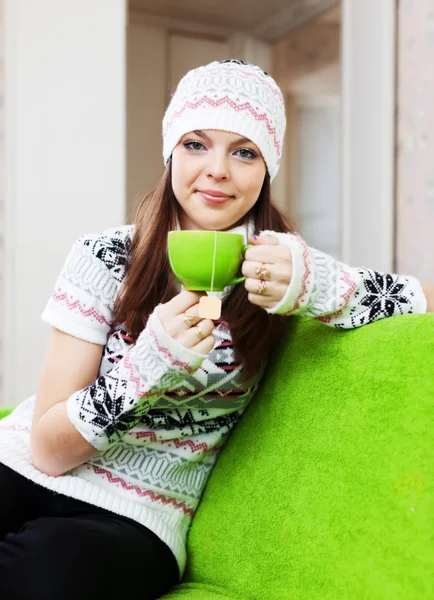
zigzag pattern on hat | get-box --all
[162,60,286,180]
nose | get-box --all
[205,150,230,181]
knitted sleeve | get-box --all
[66,306,206,451]
[261,231,427,328]
[41,226,133,345]
[40,226,206,450]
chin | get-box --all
[180,203,249,230]
[201,218,241,231]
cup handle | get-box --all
[228,275,246,285]
[227,244,253,285]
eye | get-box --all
[234,148,257,160]
[183,140,206,152]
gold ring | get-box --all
[183,312,196,327]
[256,264,271,280]
[195,325,204,340]
[257,279,267,295]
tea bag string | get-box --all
[210,230,217,293]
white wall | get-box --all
[295,101,341,259]
[341,0,395,270]
[272,19,341,236]
[4,0,126,405]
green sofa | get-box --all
[1,315,433,599]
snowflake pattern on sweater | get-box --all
[0,223,426,576]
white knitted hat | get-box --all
[162,59,286,181]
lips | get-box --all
[197,190,234,204]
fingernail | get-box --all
[252,235,258,240]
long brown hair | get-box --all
[112,160,296,381]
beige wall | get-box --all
[396,0,434,281]
[126,23,167,221]
[273,19,341,256]
[273,21,340,100]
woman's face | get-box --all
[171,129,267,231]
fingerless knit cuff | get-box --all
[261,231,316,315]
[66,308,206,451]
[261,230,428,327]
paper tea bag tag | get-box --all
[199,296,222,320]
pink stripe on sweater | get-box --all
[130,432,220,455]
[122,326,196,397]
[52,290,111,326]
[122,351,151,396]
[130,431,158,442]
[130,431,207,454]
[92,465,195,517]
[0,423,31,433]
[286,236,311,314]
[339,266,358,303]
[316,265,358,324]
[148,326,196,374]
[121,333,134,343]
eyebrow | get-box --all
[192,130,253,148]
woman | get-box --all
[0,59,431,600]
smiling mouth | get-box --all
[197,191,234,204]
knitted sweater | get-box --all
[0,223,426,575]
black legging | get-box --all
[0,462,179,600]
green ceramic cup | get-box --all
[0,407,13,420]
[168,230,251,292]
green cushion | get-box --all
[164,583,247,599]
[180,314,434,599]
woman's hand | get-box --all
[242,234,293,310]
[158,290,216,354]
